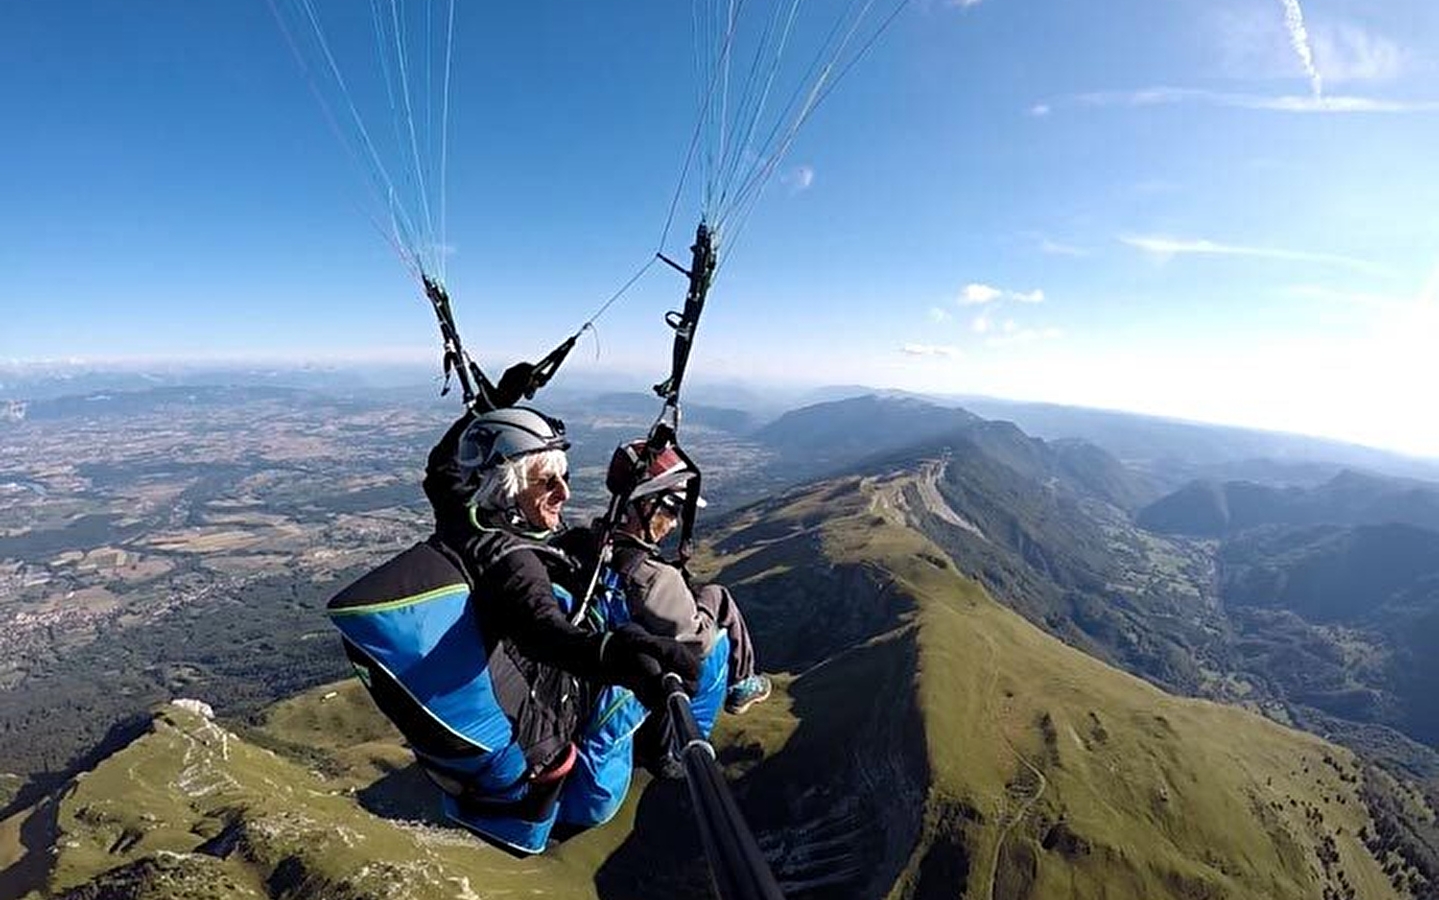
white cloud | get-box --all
[1214,10,1402,86]
[1258,94,1438,113]
[901,343,961,357]
[960,283,1004,305]
[928,306,952,323]
[960,282,1044,305]
[1121,234,1382,273]
[1029,104,1051,117]
[784,165,816,192]
[885,267,1439,458]
[1061,86,1439,114]
[956,282,1054,341]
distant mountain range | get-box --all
[949,395,1439,485]
[0,363,443,400]
[753,397,1439,782]
[1138,470,1439,537]
[14,384,380,421]
[754,394,978,477]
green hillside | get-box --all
[1218,522,1439,749]
[848,473,1401,899]
[0,693,657,900]
[3,464,1431,899]
[704,468,1417,899]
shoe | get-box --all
[725,674,772,715]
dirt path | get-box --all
[869,464,1040,897]
[980,633,1047,900]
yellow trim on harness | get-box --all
[594,687,639,730]
[327,583,470,616]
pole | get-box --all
[662,673,786,900]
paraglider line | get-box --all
[266,0,416,272]
[713,0,849,227]
[388,0,439,273]
[576,255,659,333]
[660,0,745,254]
[720,0,913,251]
[440,0,456,283]
[723,3,867,228]
[714,0,802,219]
[295,0,420,246]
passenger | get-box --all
[606,439,772,718]
[327,408,699,855]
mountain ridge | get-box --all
[1138,471,1439,537]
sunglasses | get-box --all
[542,471,570,494]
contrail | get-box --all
[1279,0,1323,98]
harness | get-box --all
[326,532,591,821]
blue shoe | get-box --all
[725,674,772,715]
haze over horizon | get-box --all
[4,353,1438,466]
[3,1,1436,455]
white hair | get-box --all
[471,448,568,513]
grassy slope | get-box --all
[817,470,1399,900]
[10,697,651,900]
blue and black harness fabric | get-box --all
[327,531,729,854]
[327,533,641,853]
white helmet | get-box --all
[457,407,569,475]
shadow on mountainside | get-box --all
[0,793,59,899]
[595,627,931,900]
[354,760,449,825]
[0,714,153,823]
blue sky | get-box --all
[2,0,1437,456]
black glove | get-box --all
[600,623,701,710]
[492,361,538,409]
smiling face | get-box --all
[515,459,569,532]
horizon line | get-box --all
[4,357,1438,465]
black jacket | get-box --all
[424,411,609,679]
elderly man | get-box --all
[327,407,698,854]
